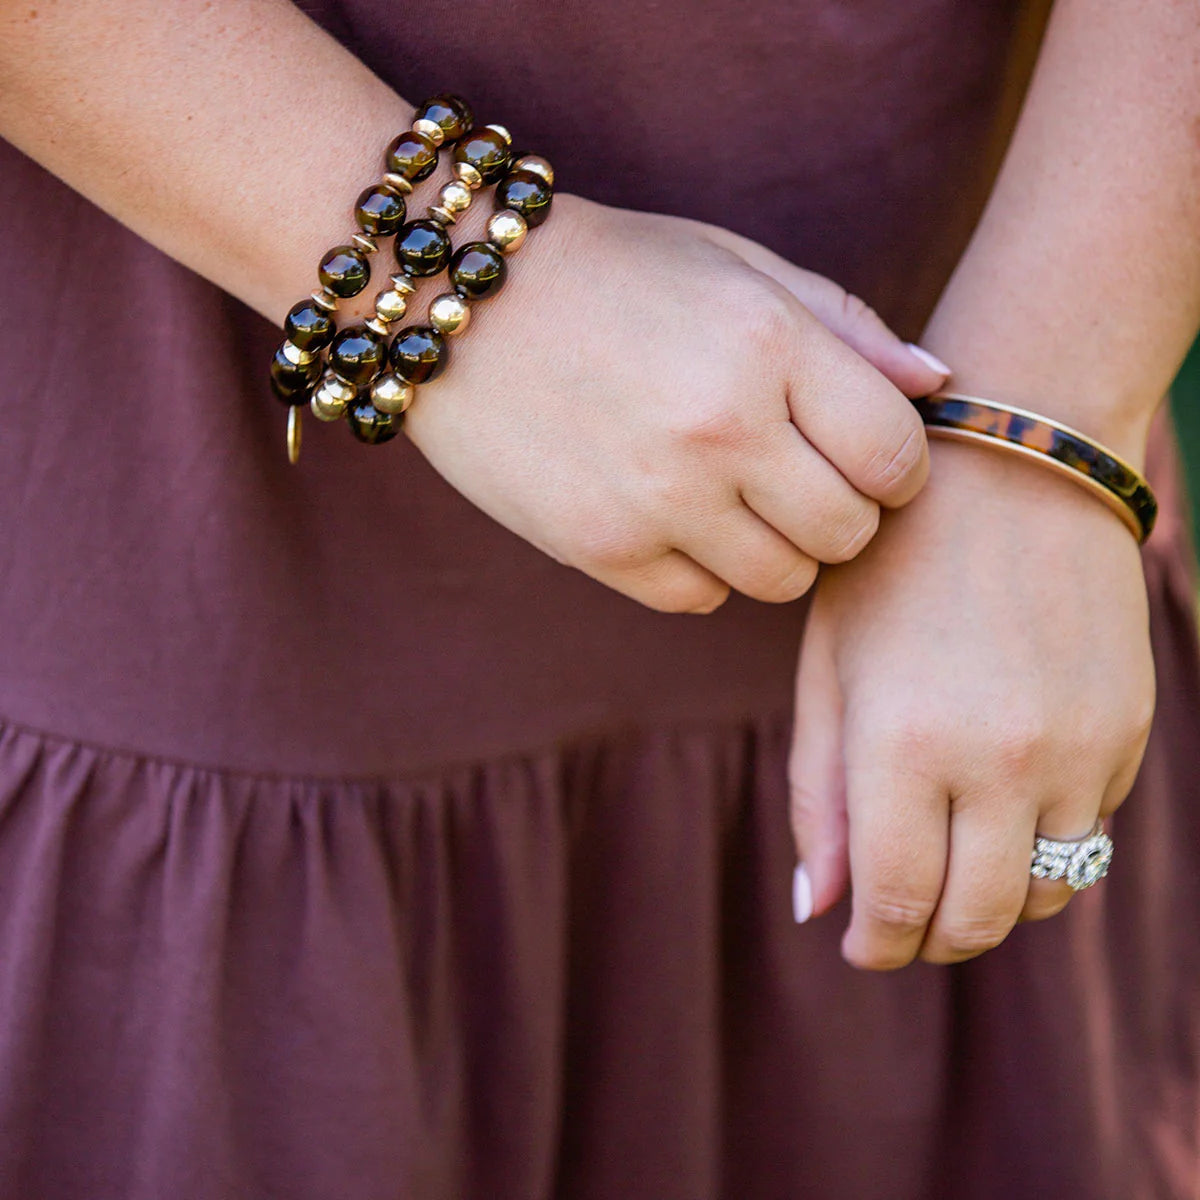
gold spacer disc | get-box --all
[380,172,414,195]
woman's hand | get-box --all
[787,440,1156,968]
[400,194,948,612]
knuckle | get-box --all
[842,939,914,973]
[1022,892,1072,923]
[740,289,795,356]
[572,515,650,573]
[747,554,819,604]
[861,888,939,934]
[868,714,940,765]
[839,290,874,328]
[860,416,926,500]
[787,780,823,829]
[933,915,1014,958]
[977,713,1051,778]
[821,501,881,563]
[663,394,751,452]
[646,578,730,615]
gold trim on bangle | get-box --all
[915,392,1157,544]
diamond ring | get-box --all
[1030,819,1114,891]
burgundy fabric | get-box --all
[0,1,1198,1196]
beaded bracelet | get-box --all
[913,392,1158,543]
[337,152,556,445]
[273,104,555,455]
[269,94,475,462]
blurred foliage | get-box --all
[1172,339,1200,551]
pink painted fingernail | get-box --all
[904,343,952,378]
[792,863,814,924]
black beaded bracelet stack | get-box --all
[268,95,556,462]
[269,94,475,462]
[343,145,556,445]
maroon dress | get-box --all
[1,1,1197,1196]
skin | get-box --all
[0,0,947,615]
[789,0,1200,968]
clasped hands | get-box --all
[402,195,1156,970]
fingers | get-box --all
[702,224,951,398]
[788,605,850,918]
[675,507,819,605]
[698,229,935,509]
[741,423,882,564]
[840,749,950,971]
[919,794,1037,963]
[747,285,931,510]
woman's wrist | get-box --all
[917,321,1158,470]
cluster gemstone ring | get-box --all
[1030,819,1114,891]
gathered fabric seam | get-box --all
[0,707,793,792]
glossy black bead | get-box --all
[413,93,474,142]
[346,398,402,444]
[385,130,439,182]
[269,346,321,406]
[496,169,554,228]
[318,245,370,298]
[388,325,448,385]
[328,325,386,386]
[452,128,511,184]
[449,241,507,301]
[284,299,335,351]
[393,219,452,278]
[354,184,407,236]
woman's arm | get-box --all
[920,0,1200,462]
[789,0,1200,967]
[0,0,411,324]
[0,0,948,612]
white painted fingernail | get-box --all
[792,863,814,924]
[904,343,952,378]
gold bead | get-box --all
[487,209,528,254]
[311,374,354,421]
[351,232,378,254]
[286,405,303,463]
[311,288,339,312]
[453,161,484,190]
[427,205,457,226]
[280,340,317,366]
[365,316,391,338]
[380,172,414,195]
[374,288,409,322]
[411,117,445,146]
[388,273,417,296]
[428,292,471,336]
[485,123,513,146]
[439,180,473,214]
[370,373,414,415]
[513,154,555,188]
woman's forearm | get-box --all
[0,0,415,324]
[921,0,1200,464]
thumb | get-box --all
[788,598,851,923]
[704,226,951,398]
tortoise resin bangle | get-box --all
[269,94,474,463]
[913,392,1158,543]
[336,149,557,447]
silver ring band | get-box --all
[1030,819,1114,891]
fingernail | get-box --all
[792,863,814,924]
[904,343,952,379]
